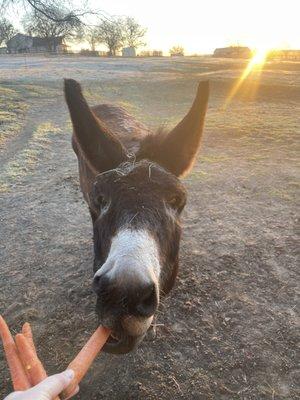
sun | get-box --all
[249,47,269,66]
[223,46,270,108]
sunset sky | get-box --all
[94,0,300,53]
[8,0,300,54]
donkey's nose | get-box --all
[134,282,158,318]
[92,272,158,318]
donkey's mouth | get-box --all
[103,331,144,354]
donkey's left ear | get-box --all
[137,81,209,177]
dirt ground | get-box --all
[0,55,299,399]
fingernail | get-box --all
[65,369,75,380]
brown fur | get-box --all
[64,79,209,354]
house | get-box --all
[32,36,66,52]
[213,46,252,59]
[7,33,67,54]
[122,47,136,57]
[6,34,32,53]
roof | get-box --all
[7,33,63,48]
[6,33,31,46]
[214,46,251,52]
[32,36,63,47]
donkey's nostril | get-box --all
[135,283,158,318]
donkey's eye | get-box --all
[96,196,109,211]
[100,198,109,209]
[169,197,178,207]
[168,195,183,210]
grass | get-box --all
[269,188,295,201]
[0,82,61,150]
[0,122,61,192]
[199,154,231,163]
[246,154,267,161]
[0,85,28,148]
[187,169,210,181]
[17,84,58,98]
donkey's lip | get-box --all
[103,333,144,354]
[110,332,119,340]
[106,332,120,344]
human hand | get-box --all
[4,369,79,400]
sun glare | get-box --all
[224,47,270,108]
[249,47,269,66]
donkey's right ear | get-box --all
[64,79,128,173]
[137,81,209,177]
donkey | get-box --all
[64,79,209,354]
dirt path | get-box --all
[0,56,299,399]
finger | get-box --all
[64,385,79,400]
[30,369,75,398]
[4,391,23,400]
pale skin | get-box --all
[4,370,79,400]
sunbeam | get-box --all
[223,48,270,108]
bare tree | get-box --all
[122,17,146,49]
[84,26,100,51]
[0,0,103,24]
[0,17,17,46]
[97,18,124,56]
[22,5,82,51]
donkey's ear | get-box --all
[137,81,209,177]
[64,79,128,173]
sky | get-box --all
[91,0,300,54]
[7,0,300,54]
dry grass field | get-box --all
[0,55,299,399]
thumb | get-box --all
[31,369,75,398]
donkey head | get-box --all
[64,79,209,354]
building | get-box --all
[79,49,100,56]
[7,33,67,54]
[139,50,163,57]
[213,46,252,59]
[122,47,136,57]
